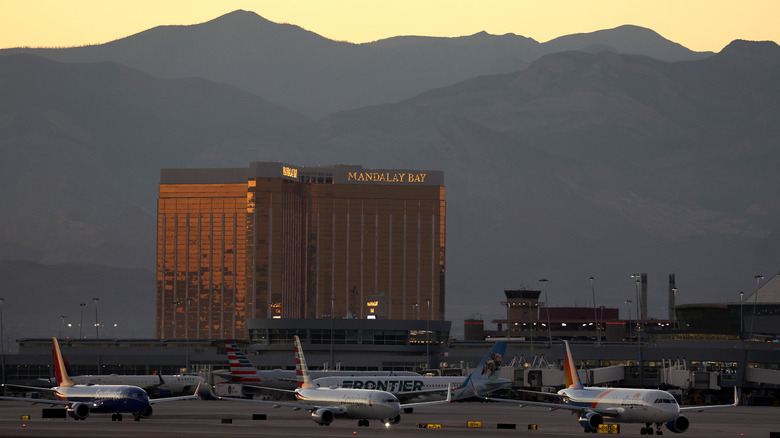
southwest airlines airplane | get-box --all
[222,335,450,427]
[0,338,199,421]
[310,341,511,405]
[490,340,738,435]
[55,373,206,397]
[47,356,205,396]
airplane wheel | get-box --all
[111,414,117,421]
[117,414,123,421]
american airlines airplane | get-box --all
[0,338,199,421]
[310,341,511,404]
[490,340,738,435]
[221,335,450,427]
[221,339,418,390]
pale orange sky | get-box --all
[1,1,778,52]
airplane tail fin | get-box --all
[562,340,584,390]
[461,341,508,396]
[51,337,74,387]
[225,340,261,383]
[293,335,311,389]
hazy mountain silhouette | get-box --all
[0,53,318,267]
[0,261,155,343]
[313,40,780,324]
[0,11,711,118]
[0,25,778,338]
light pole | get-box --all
[625,300,633,341]
[631,274,641,342]
[505,301,511,337]
[185,298,192,371]
[329,297,335,370]
[749,275,763,339]
[78,303,86,338]
[58,315,67,339]
[92,298,100,340]
[0,297,5,394]
[527,296,533,342]
[539,279,552,344]
[739,291,744,339]
[672,287,677,328]
[590,276,598,345]
[599,305,605,342]
[425,299,431,369]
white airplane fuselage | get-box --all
[560,387,680,423]
[60,375,204,395]
[296,387,401,420]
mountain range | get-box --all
[1,10,778,340]
[2,10,709,119]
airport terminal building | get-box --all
[156,162,446,340]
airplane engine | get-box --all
[577,412,603,432]
[665,415,690,433]
[140,405,153,418]
[67,402,90,420]
[311,408,334,425]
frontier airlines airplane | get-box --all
[222,335,450,427]
[489,340,738,435]
[310,341,511,405]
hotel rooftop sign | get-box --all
[161,162,444,186]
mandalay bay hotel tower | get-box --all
[156,162,446,342]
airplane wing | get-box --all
[679,387,739,412]
[148,382,201,404]
[219,396,322,411]
[487,396,622,417]
[400,386,452,409]
[0,395,71,406]
[243,384,297,393]
[2,383,55,393]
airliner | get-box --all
[48,373,205,397]
[489,340,738,435]
[0,338,199,421]
[222,339,418,390]
[221,335,450,427]
[310,341,511,404]
[44,356,206,396]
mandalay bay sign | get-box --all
[347,171,430,184]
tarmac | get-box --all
[0,398,777,437]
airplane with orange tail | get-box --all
[489,340,738,435]
[0,338,199,421]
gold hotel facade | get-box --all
[156,162,446,340]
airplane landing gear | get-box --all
[358,419,370,427]
[639,422,663,435]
